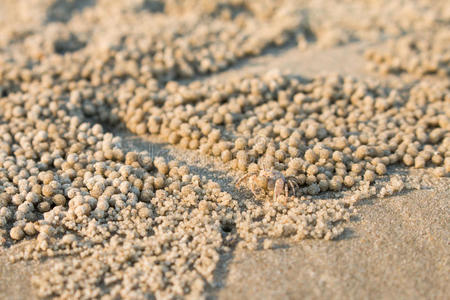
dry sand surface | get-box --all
[0,0,449,299]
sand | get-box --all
[0,0,449,299]
[2,186,449,300]
[216,186,449,300]
[0,39,448,298]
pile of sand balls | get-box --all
[104,71,449,195]
[0,0,449,299]
[2,0,448,61]
[365,28,450,76]
[1,0,301,84]
[0,81,356,298]
[296,0,449,50]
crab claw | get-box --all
[273,178,285,201]
[236,173,250,186]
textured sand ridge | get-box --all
[0,0,449,299]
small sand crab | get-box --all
[236,169,300,201]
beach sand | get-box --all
[0,1,449,299]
